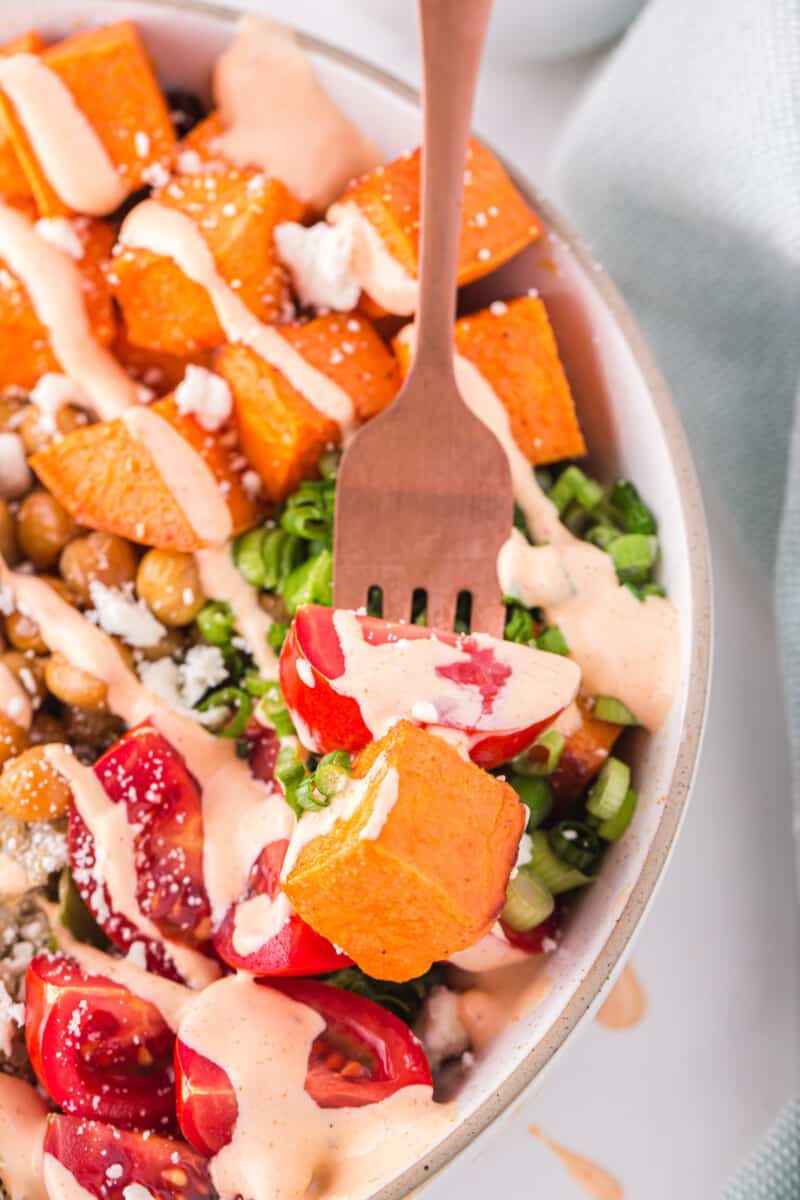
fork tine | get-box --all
[469,595,506,638]
[379,582,412,624]
[332,562,372,614]
[426,589,457,631]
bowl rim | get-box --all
[63,0,713,1190]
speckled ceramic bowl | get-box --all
[9,1,713,1194]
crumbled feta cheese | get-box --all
[179,644,228,708]
[105,1165,124,1182]
[0,585,13,616]
[411,701,438,724]
[241,470,262,500]
[489,300,508,316]
[0,979,24,1057]
[88,581,166,649]
[0,433,32,500]
[177,148,203,174]
[175,365,233,432]
[134,131,151,158]
[274,221,360,312]
[30,373,93,428]
[123,1185,156,1200]
[125,942,148,969]
[141,162,170,189]
[415,986,469,1067]
[35,217,84,261]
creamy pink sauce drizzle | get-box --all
[213,17,381,212]
[328,609,579,742]
[596,964,647,1031]
[196,545,278,678]
[122,407,233,546]
[120,200,357,437]
[0,660,32,729]
[530,1127,624,1200]
[327,201,419,315]
[0,1075,49,1200]
[396,326,680,732]
[0,55,127,216]
[0,204,137,420]
[452,957,552,1046]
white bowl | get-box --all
[7,2,712,1194]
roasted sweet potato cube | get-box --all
[176,111,226,172]
[216,343,338,504]
[548,699,622,808]
[283,721,527,981]
[394,296,584,467]
[31,386,260,552]
[278,313,400,423]
[0,33,43,200]
[112,328,214,397]
[330,139,541,311]
[0,215,115,390]
[111,170,302,355]
[0,21,175,217]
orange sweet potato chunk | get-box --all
[549,699,622,808]
[113,327,213,397]
[284,721,527,981]
[278,313,400,423]
[0,216,115,391]
[336,139,541,288]
[31,391,261,552]
[216,343,338,504]
[0,21,175,217]
[111,170,303,355]
[0,33,43,200]
[394,296,585,466]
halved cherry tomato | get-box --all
[175,979,432,1154]
[500,909,561,954]
[279,605,572,769]
[44,1114,214,1200]
[26,954,175,1130]
[213,838,352,976]
[68,722,212,981]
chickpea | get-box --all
[4,577,76,653]
[62,705,124,750]
[16,492,78,570]
[0,394,27,434]
[45,652,108,711]
[28,713,66,746]
[0,499,19,565]
[136,550,205,627]
[60,531,139,605]
[0,652,47,708]
[0,713,27,769]
[18,404,88,455]
[135,627,187,663]
[0,745,72,821]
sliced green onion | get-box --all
[548,820,602,872]
[294,777,329,812]
[518,729,565,777]
[280,548,333,615]
[608,533,658,585]
[587,756,631,821]
[198,687,253,738]
[256,682,296,738]
[598,787,638,842]
[593,695,638,725]
[609,480,657,535]
[504,600,534,644]
[233,528,269,587]
[562,501,592,537]
[314,750,352,799]
[280,501,330,542]
[585,524,620,550]
[509,775,553,830]
[58,869,109,949]
[528,831,594,894]
[243,671,270,697]
[502,868,554,932]
[276,742,309,815]
[267,621,289,652]
[262,529,305,591]
[196,600,235,646]
[536,625,570,656]
[549,466,603,515]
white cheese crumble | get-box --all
[0,433,32,500]
[410,700,438,724]
[274,221,360,312]
[30,373,93,428]
[123,1185,157,1200]
[175,365,233,432]
[34,217,84,261]
[414,986,469,1067]
[142,162,170,189]
[134,131,151,158]
[0,978,24,1057]
[138,648,227,725]
[177,148,203,174]
[179,644,228,707]
[87,581,166,649]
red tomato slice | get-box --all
[44,1114,213,1200]
[213,838,352,976]
[68,722,212,981]
[279,605,566,769]
[175,979,432,1152]
[500,909,561,954]
[26,954,175,1130]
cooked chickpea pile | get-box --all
[0,387,211,829]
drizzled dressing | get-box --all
[0,660,32,729]
[530,1127,623,1200]
[0,1075,49,1200]
[0,55,127,216]
[0,204,138,419]
[396,326,680,732]
[327,201,419,316]
[196,546,278,679]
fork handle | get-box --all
[411,0,493,386]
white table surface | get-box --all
[198,4,800,1194]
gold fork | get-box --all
[332,0,512,635]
